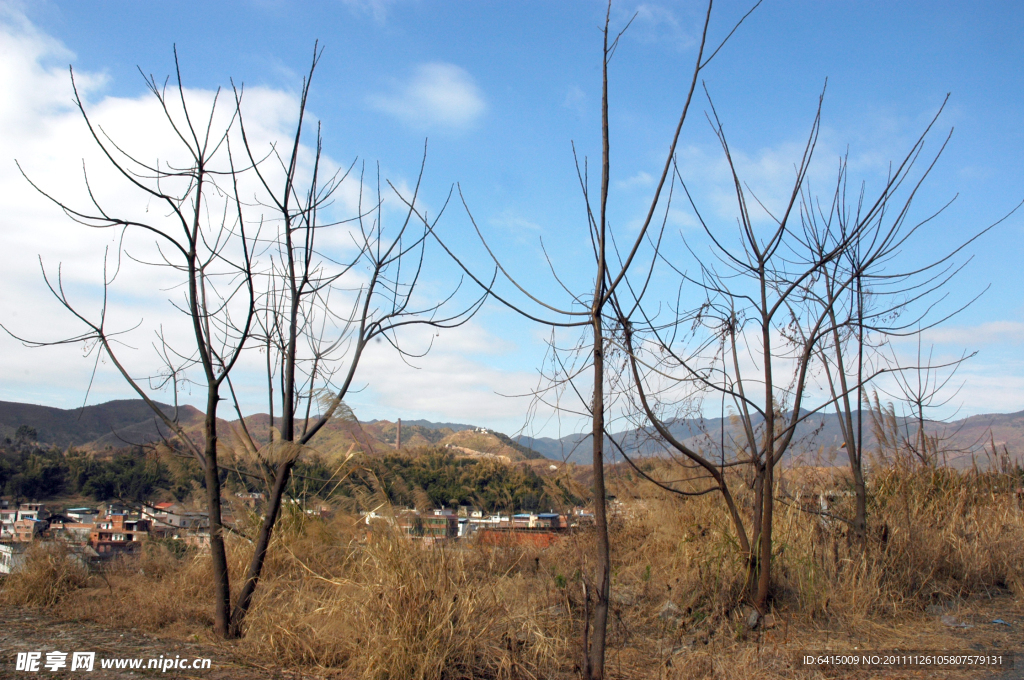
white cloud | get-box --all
[616,171,654,190]
[626,3,699,51]
[921,321,1024,347]
[345,321,541,431]
[0,5,106,133]
[0,8,370,416]
[340,0,397,24]
[489,209,543,240]
[368,62,486,130]
[563,84,586,118]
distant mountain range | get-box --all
[0,399,202,449]
[1,399,1020,469]
[0,400,545,463]
[518,409,1024,468]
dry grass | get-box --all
[0,542,88,607]
[3,465,1022,679]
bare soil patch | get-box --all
[0,606,321,680]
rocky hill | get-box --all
[437,428,545,463]
[0,399,545,462]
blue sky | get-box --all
[1,0,1022,438]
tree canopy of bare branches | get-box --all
[8,45,483,639]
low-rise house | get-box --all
[457,517,476,538]
[45,514,74,530]
[90,514,151,559]
[534,513,568,529]
[16,502,48,522]
[142,503,209,530]
[0,541,98,574]
[475,512,569,549]
[304,502,333,520]
[397,508,459,544]
[0,542,28,574]
[12,519,46,542]
[66,542,101,568]
[104,502,129,516]
[235,491,265,504]
[51,521,95,543]
[0,508,16,538]
[511,512,571,529]
[65,508,99,524]
[183,532,210,551]
[363,510,390,526]
[468,514,511,530]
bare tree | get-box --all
[610,87,1001,611]
[9,54,256,637]
[869,336,974,469]
[806,127,1018,537]
[221,47,484,636]
[8,47,483,640]
[428,3,757,676]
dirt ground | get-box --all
[729,590,1024,680]
[0,608,318,679]
[1,593,1022,679]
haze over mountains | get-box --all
[521,410,1024,468]
[1,399,1020,469]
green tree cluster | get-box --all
[0,441,203,502]
[335,449,578,513]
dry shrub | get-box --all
[30,464,1022,679]
[761,466,1024,622]
[60,542,214,633]
[240,514,576,679]
[0,543,88,607]
[866,468,1024,603]
[603,464,1024,627]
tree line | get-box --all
[0,442,184,503]
[2,435,574,515]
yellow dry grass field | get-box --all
[2,466,1022,679]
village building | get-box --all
[397,508,459,544]
[142,502,209,530]
[16,502,48,522]
[11,518,46,542]
[0,508,16,539]
[89,514,151,559]
[0,542,28,574]
[51,521,95,543]
[65,508,100,523]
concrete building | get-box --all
[0,542,28,574]
[90,515,151,559]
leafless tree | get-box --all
[610,87,1009,611]
[8,47,483,640]
[8,54,256,637]
[868,336,974,469]
[428,3,757,676]
[804,121,1019,538]
[220,47,484,636]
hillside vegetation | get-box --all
[0,432,574,513]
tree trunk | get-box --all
[745,463,764,599]
[755,451,774,610]
[230,458,295,636]
[586,314,610,680]
[202,392,232,639]
[849,446,867,542]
